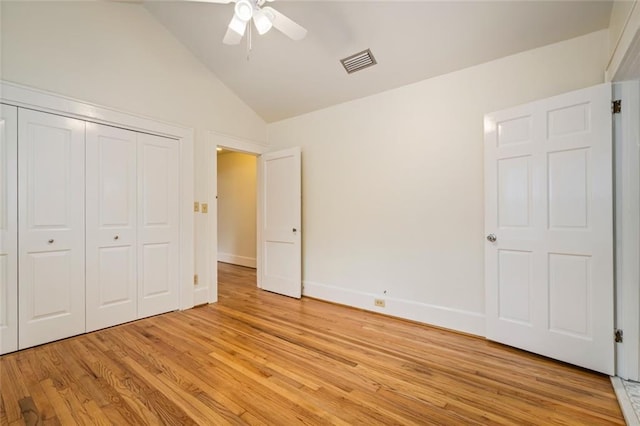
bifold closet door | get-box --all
[86,123,138,332]
[0,104,18,354]
[138,133,180,318]
[18,109,85,349]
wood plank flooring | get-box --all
[1,262,624,425]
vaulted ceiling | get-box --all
[145,1,613,123]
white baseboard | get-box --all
[302,280,485,337]
[218,253,257,268]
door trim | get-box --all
[1,80,195,311]
[614,80,640,380]
[206,131,268,304]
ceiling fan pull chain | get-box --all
[246,21,252,61]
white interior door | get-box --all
[86,123,138,332]
[18,109,86,349]
[0,104,18,354]
[484,83,614,374]
[259,147,301,298]
[138,133,180,318]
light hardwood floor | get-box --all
[1,262,624,425]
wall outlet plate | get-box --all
[194,201,200,212]
[201,203,208,213]
[374,298,385,308]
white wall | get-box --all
[217,152,257,268]
[267,30,609,336]
[0,1,268,294]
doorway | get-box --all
[207,133,267,304]
[216,149,258,289]
[207,133,302,304]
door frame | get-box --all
[614,80,640,380]
[0,80,195,311]
[206,131,268,303]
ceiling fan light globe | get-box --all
[253,10,273,35]
[234,0,253,21]
[228,15,247,36]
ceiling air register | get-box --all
[340,49,377,74]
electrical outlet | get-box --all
[194,202,200,212]
[194,274,199,285]
[201,203,208,213]
[374,299,385,308]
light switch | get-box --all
[194,202,200,212]
[201,203,208,213]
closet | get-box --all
[86,123,179,332]
[1,107,180,353]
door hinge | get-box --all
[612,99,622,114]
[615,329,623,343]
[194,274,199,286]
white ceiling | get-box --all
[145,1,613,123]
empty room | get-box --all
[1,0,640,424]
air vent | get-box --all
[340,49,377,74]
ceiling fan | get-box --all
[192,0,307,45]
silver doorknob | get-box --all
[48,239,54,244]
[486,234,497,243]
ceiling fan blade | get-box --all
[224,15,247,45]
[262,6,307,41]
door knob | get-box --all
[48,239,54,244]
[486,234,497,243]
[292,228,297,232]
[114,235,119,240]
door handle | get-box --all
[48,239,54,244]
[292,228,297,233]
[486,233,497,243]
[114,235,119,240]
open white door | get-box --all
[484,83,614,375]
[259,147,301,298]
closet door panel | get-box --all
[138,133,179,318]
[86,123,137,332]
[0,105,18,354]
[18,109,85,349]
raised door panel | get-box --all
[548,149,589,229]
[18,109,85,349]
[497,249,532,325]
[137,133,179,318]
[0,104,18,354]
[86,123,137,332]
